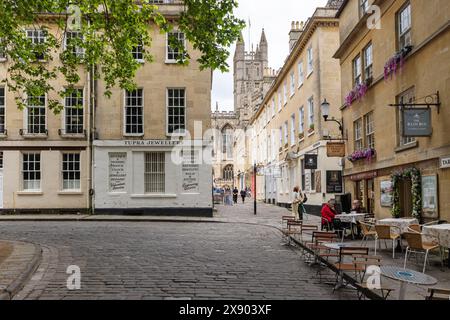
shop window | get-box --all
[145,152,165,193]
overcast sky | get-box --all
[211,0,329,112]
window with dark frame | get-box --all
[167,31,185,62]
[26,95,46,134]
[364,111,375,149]
[363,42,373,80]
[124,89,144,135]
[64,31,84,58]
[360,0,370,17]
[132,43,144,61]
[0,87,5,134]
[398,3,412,50]
[0,38,6,60]
[353,55,362,86]
[144,152,165,193]
[23,153,41,191]
[167,88,186,135]
[65,89,84,134]
[354,118,363,151]
[62,153,81,190]
[26,29,46,61]
[397,87,416,147]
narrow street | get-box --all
[0,202,354,300]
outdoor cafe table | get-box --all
[335,213,366,224]
[380,265,437,300]
[335,213,366,239]
[377,218,419,234]
[423,224,450,268]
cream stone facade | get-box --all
[249,3,344,214]
[335,0,450,222]
[0,2,213,216]
[210,105,238,189]
[0,17,91,214]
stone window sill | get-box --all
[16,191,43,196]
[395,141,418,153]
[58,191,83,195]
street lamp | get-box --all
[321,98,344,138]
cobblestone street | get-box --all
[0,202,354,300]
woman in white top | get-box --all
[292,186,305,221]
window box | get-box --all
[308,124,315,134]
[347,148,376,163]
[298,132,305,140]
[384,45,413,80]
[58,129,86,139]
[344,77,371,107]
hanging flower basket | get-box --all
[384,45,413,81]
[298,132,305,140]
[344,78,371,107]
[391,167,422,219]
[347,148,376,163]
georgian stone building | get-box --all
[0,2,213,216]
[334,0,450,222]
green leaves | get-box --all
[0,0,244,114]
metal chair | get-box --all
[374,225,401,259]
[403,232,442,273]
[426,288,450,300]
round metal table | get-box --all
[380,265,438,300]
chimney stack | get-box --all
[289,21,304,52]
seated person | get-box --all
[351,200,364,213]
[321,199,337,230]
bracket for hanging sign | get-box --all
[388,91,441,114]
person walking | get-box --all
[240,189,247,204]
[224,187,233,206]
[232,187,239,204]
[292,186,305,221]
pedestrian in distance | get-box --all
[232,187,239,204]
[224,186,233,206]
[240,189,247,204]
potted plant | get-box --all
[298,132,305,140]
[308,124,315,133]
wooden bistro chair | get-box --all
[282,216,296,232]
[359,221,377,248]
[374,225,401,259]
[305,231,339,264]
[426,288,450,300]
[283,220,302,245]
[333,247,369,293]
[403,232,442,273]
[352,255,394,300]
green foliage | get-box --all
[391,167,422,219]
[0,0,245,113]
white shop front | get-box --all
[93,140,213,217]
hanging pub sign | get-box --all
[326,171,343,194]
[402,108,432,137]
[327,142,346,157]
[304,154,318,170]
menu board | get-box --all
[326,171,343,194]
[109,153,127,192]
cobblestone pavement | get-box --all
[0,203,354,300]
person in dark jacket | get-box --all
[240,189,247,203]
[232,187,239,204]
